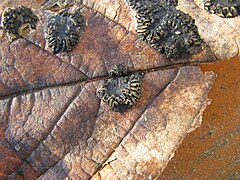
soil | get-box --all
[159,56,240,179]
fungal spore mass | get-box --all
[97,64,144,112]
[1,6,39,41]
[45,8,86,54]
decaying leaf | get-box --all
[0,0,238,179]
[50,0,239,60]
[0,0,216,98]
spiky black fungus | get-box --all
[126,0,202,58]
[45,8,86,54]
[127,0,178,12]
[1,6,39,41]
[109,64,128,77]
[97,65,144,112]
[137,7,202,58]
[204,0,240,18]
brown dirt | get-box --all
[159,56,240,179]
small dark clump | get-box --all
[204,0,240,18]
[45,8,86,54]
[126,0,202,58]
[109,64,128,77]
[127,0,178,12]
[97,64,144,112]
[1,6,39,41]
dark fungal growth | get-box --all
[137,8,202,58]
[1,6,39,41]
[109,64,128,77]
[127,0,202,58]
[45,8,86,54]
[127,0,178,11]
[204,0,240,18]
[97,65,144,112]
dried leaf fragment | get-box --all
[92,66,215,179]
[0,0,219,179]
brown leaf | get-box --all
[0,0,225,179]
[0,0,218,97]
[0,128,22,179]
[178,0,240,60]
[44,0,239,60]
[91,67,214,179]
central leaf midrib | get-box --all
[0,59,217,101]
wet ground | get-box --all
[159,56,240,179]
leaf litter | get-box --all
[0,0,239,179]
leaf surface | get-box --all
[0,0,237,179]
[44,0,239,60]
